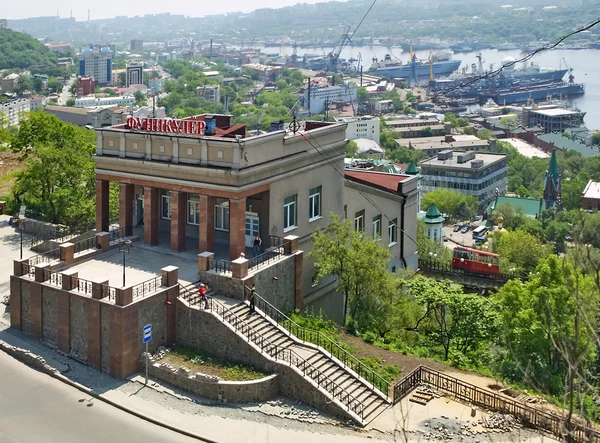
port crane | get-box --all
[319,25,352,76]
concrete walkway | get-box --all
[0,215,35,298]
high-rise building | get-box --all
[0,19,8,29]
[77,76,95,97]
[126,62,143,87]
[130,39,144,51]
[78,46,112,86]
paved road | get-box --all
[0,351,198,443]
[58,75,75,105]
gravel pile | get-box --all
[482,412,520,431]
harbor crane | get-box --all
[319,25,352,76]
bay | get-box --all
[259,44,600,130]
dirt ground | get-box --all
[0,151,23,198]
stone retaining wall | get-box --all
[144,357,279,403]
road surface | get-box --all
[58,75,76,106]
[0,350,198,443]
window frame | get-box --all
[308,186,322,222]
[187,194,200,226]
[214,198,230,231]
[388,218,398,246]
[372,214,382,239]
[283,194,297,232]
[354,210,365,232]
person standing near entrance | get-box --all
[253,234,262,257]
[199,283,209,309]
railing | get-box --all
[392,366,600,443]
[28,248,60,266]
[42,268,63,288]
[21,262,35,279]
[268,235,285,249]
[109,226,127,242]
[208,256,232,273]
[101,284,116,301]
[418,258,523,283]
[132,275,165,299]
[249,288,390,398]
[194,291,365,420]
[247,245,286,270]
[74,236,98,254]
[72,277,93,296]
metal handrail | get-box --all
[245,286,390,398]
[28,248,61,266]
[132,275,165,299]
[247,245,286,270]
[177,284,365,419]
[74,236,98,254]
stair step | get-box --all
[363,399,389,420]
[272,335,293,348]
[413,393,433,401]
[409,397,429,406]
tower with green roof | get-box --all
[424,203,445,244]
[543,149,562,212]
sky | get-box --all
[4,0,333,21]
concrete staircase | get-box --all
[229,302,390,423]
[178,283,390,425]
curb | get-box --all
[0,340,219,443]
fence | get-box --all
[132,275,166,299]
[109,226,127,242]
[250,288,389,397]
[71,277,94,296]
[42,269,63,288]
[392,366,600,443]
[207,256,232,274]
[28,248,61,266]
[247,244,287,271]
[177,285,365,420]
[418,258,522,283]
[74,236,99,254]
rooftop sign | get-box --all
[126,117,206,135]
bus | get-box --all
[472,226,488,239]
[452,246,500,276]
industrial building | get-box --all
[303,84,357,115]
[525,107,586,133]
[334,115,380,144]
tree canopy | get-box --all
[0,29,68,77]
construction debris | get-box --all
[482,412,521,431]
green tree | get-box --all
[492,229,551,273]
[419,126,433,137]
[592,132,600,146]
[310,213,393,326]
[134,90,147,106]
[9,112,96,228]
[421,189,478,221]
[476,128,496,140]
[345,140,358,157]
[47,77,63,94]
[66,98,75,107]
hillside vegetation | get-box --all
[0,29,67,76]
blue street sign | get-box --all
[143,324,152,343]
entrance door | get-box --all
[245,213,259,248]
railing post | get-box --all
[92,278,109,300]
[197,252,214,272]
[35,263,50,283]
[161,265,179,287]
[13,258,29,277]
[116,285,133,306]
[59,242,75,265]
[61,270,78,291]
[96,232,110,252]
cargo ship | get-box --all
[480,81,585,105]
[368,51,461,83]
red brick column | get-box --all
[294,252,304,311]
[96,179,110,233]
[30,283,42,339]
[199,195,215,252]
[57,291,70,353]
[229,198,246,261]
[88,300,101,370]
[170,191,186,252]
[10,275,21,330]
[119,183,134,236]
[143,187,159,246]
[110,304,140,380]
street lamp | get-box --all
[118,239,132,287]
[18,217,25,260]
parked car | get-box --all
[453,224,462,232]
[460,225,470,234]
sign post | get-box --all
[143,324,152,385]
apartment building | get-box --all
[334,115,380,144]
[0,98,30,126]
[78,46,113,86]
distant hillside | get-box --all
[0,29,66,76]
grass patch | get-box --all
[159,344,270,381]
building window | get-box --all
[309,186,322,221]
[284,195,297,232]
[389,218,398,246]
[372,214,382,239]
[214,198,230,231]
[161,190,171,219]
[354,210,365,232]
[187,194,200,225]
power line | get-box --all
[429,16,600,101]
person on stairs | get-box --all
[249,284,256,314]
[199,283,209,309]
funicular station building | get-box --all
[94,114,346,304]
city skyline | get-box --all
[3,0,338,21]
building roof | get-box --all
[486,196,545,219]
[536,133,600,157]
[424,204,445,224]
[44,105,91,115]
[405,162,419,175]
[419,151,507,171]
[354,138,384,155]
[583,180,600,200]
[532,108,581,116]
[397,134,489,151]
[547,149,560,189]
[344,169,412,196]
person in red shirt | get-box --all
[199,283,209,309]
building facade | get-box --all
[0,98,30,126]
[130,39,144,51]
[126,62,143,87]
[77,76,95,96]
[525,108,586,133]
[582,180,600,212]
[334,115,380,144]
[75,96,135,108]
[196,85,221,103]
[344,170,419,271]
[2,73,19,93]
[94,115,347,308]
[419,150,508,206]
[399,134,491,158]
[78,46,113,86]
[304,84,357,115]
